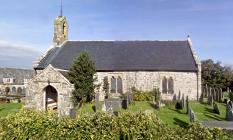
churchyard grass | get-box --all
[77,101,226,128]
[0,101,226,128]
[0,103,22,117]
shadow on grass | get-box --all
[205,107,214,114]
[173,117,189,128]
[204,113,223,121]
[0,108,5,112]
[149,102,157,109]
[168,108,187,114]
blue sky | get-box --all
[0,0,232,68]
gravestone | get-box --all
[199,93,204,103]
[102,102,107,112]
[226,102,233,121]
[208,87,212,99]
[188,108,195,122]
[186,96,189,114]
[105,99,122,112]
[212,88,216,101]
[178,91,181,100]
[122,99,128,109]
[181,94,185,109]
[69,108,76,119]
[208,95,213,106]
[221,88,223,99]
[156,100,161,109]
[228,101,233,109]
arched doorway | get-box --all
[44,85,58,111]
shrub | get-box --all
[213,102,220,114]
[0,110,233,140]
[132,88,160,101]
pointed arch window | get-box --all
[162,77,168,94]
[117,77,123,93]
[111,77,116,93]
[168,77,174,94]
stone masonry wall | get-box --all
[25,65,73,116]
[96,71,198,101]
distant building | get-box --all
[0,68,34,95]
[26,13,201,116]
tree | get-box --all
[103,76,109,98]
[201,59,233,90]
[68,51,96,106]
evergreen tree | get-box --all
[68,51,96,106]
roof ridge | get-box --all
[66,40,188,42]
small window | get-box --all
[111,77,116,93]
[117,77,123,93]
[17,87,23,94]
[168,77,174,94]
[12,87,16,93]
[162,77,167,94]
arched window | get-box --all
[111,77,116,93]
[168,77,174,94]
[117,77,123,93]
[5,87,10,94]
[162,77,167,94]
[12,87,16,94]
[17,87,23,94]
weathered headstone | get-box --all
[221,88,223,99]
[212,88,216,101]
[208,87,212,99]
[208,95,213,106]
[69,108,76,119]
[226,102,233,121]
[178,90,181,100]
[186,96,189,114]
[181,94,185,109]
[156,100,161,109]
[228,101,233,109]
[199,93,204,103]
[122,99,128,109]
[188,108,195,122]
[105,99,122,112]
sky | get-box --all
[0,0,232,69]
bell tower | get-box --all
[53,0,68,47]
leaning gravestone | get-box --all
[188,108,195,122]
[181,94,185,109]
[186,96,189,114]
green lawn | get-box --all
[78,100,226,127]
[0,100,226,128]
[0,103,23,117]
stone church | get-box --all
[26,14,201,116]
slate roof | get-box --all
[0,68,34,85]
[36,41,198,72]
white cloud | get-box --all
[0,40,43,68]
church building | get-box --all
[26,13,201,116]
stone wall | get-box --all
[96,71,199,101]
[25,65,73,116]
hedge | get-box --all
[0,110,232,140]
